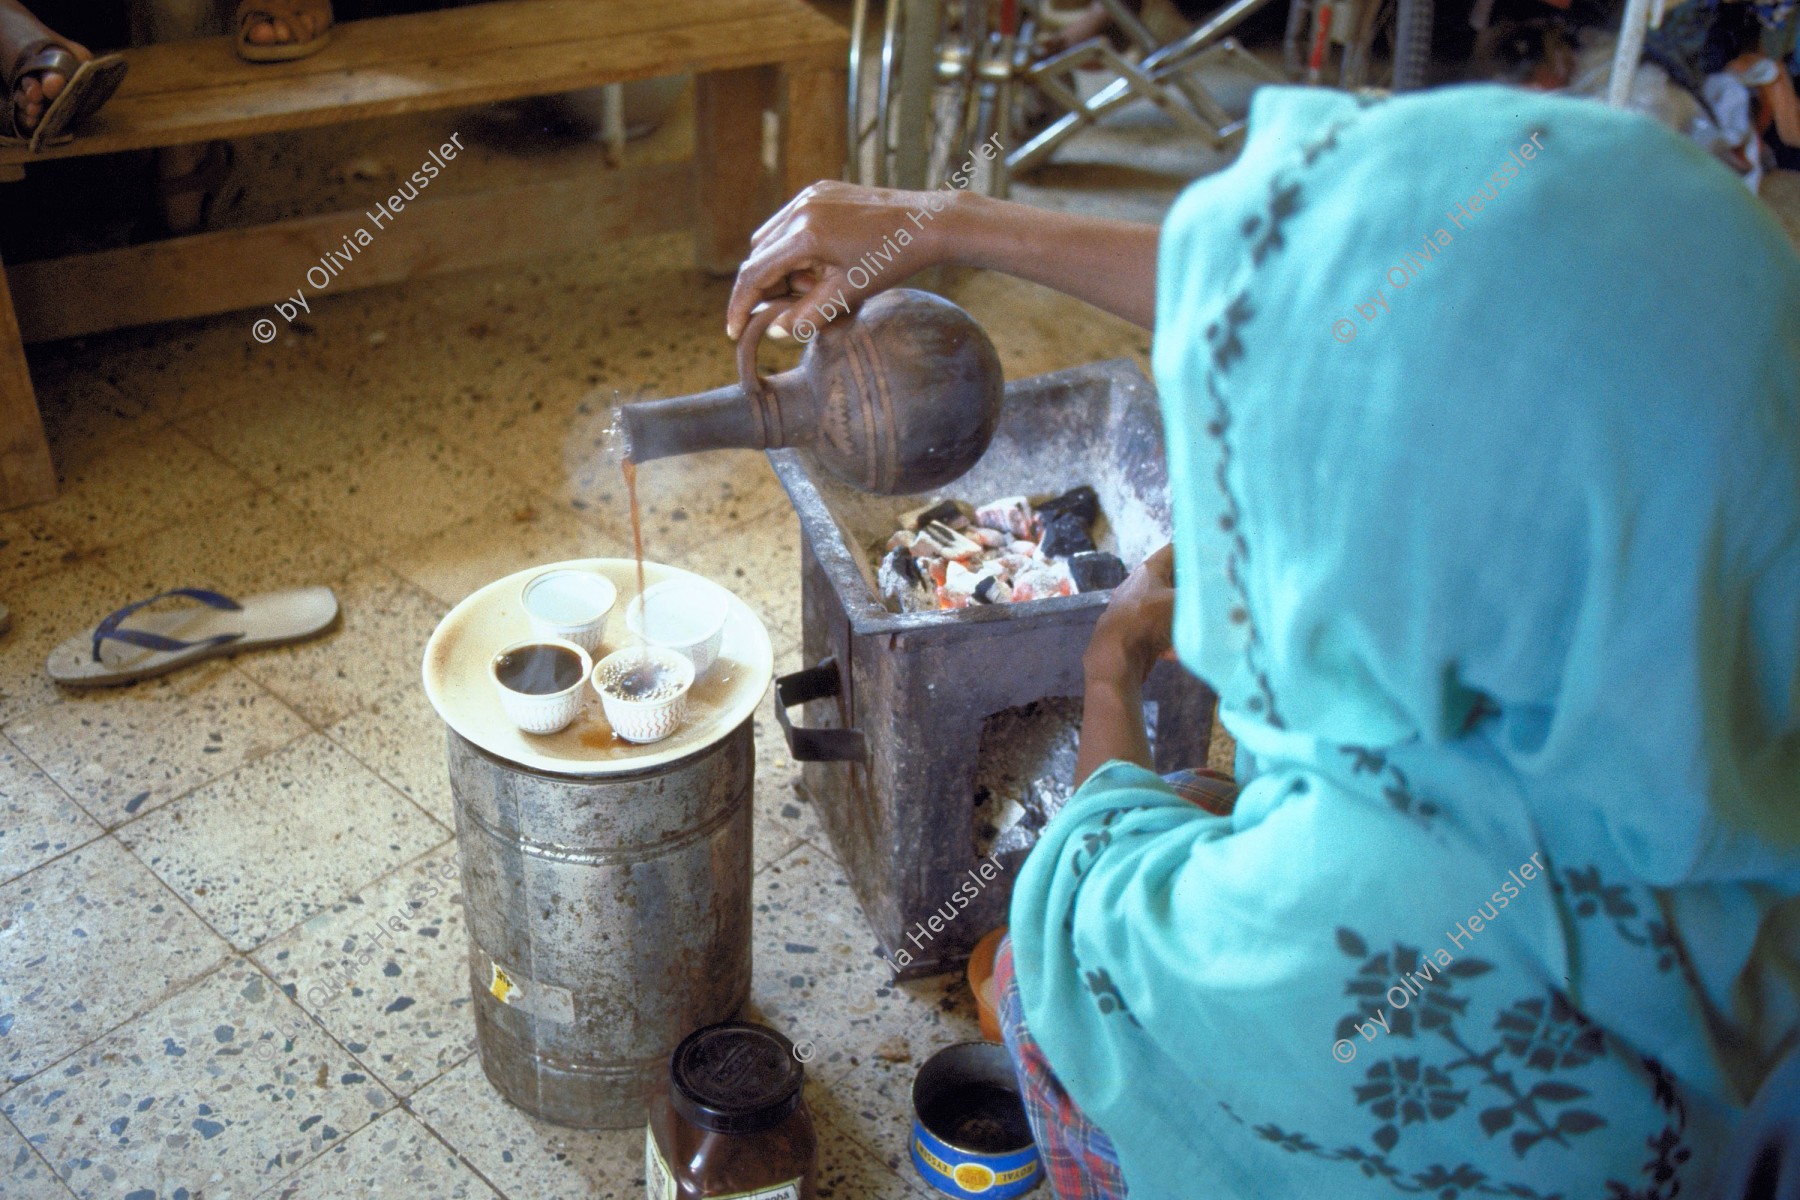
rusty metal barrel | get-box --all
[423,559,771,1130]
[447,721,754,1128]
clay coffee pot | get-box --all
[618,289,1004,495]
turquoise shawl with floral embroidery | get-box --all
[1009,84,1800,1199]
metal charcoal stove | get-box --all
[768,359,1215,979]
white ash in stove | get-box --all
[972,698,1082,859]
[971,697,1160,859]
[876,488,1129,614]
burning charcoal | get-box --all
[891,546,924,585]
[1007,539,1039,557]
[997,553,1036,581]
[973,574,1014,604]
[903,498,969,531]
[975,496,1037,541]
[1033,486,1100,527]
[944,559,983,599]
[879,548,933,612]
[1038,513,1096,560]
[966,526,1007,550]
[1069,550,1127,593]
[923,520,984,561]
[1011,562,1074,602]
[904,530,943,560]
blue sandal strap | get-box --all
[95,627,245,658]
[92,588,246,663]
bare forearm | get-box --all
[930,191,1160,329]
[1075,676,1154,788]
[1765,70,1800,147]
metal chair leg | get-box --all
[601,83,626,167]
[1008,0,1281,172]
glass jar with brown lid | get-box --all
[646,1021,817,1199]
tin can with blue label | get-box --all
[910,1041,1042,1198]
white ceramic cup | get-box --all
[624,580,729,678]
[592,646,694,744]
[521,569,617,653]
[490,638,593,735]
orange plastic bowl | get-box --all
[968,926,1007,1042]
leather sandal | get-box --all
[235,0,335,63]
[2,35,127,154]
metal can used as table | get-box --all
[447,721,753,1128]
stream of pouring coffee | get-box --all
[622,459,649,667]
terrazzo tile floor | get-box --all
[0,52,1238,1200]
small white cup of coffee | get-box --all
[521,569,617,653]
[592,645,694,744]
[624,580,729,678]
[491,638,593,735]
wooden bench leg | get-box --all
[0,252,56,511]
[780,59,848,202]
[694,65,779,277]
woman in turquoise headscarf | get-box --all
[728,83,1800,1199]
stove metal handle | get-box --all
[774,659,867,763]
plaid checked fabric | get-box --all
[994,768,1239,1200]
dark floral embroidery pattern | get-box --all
[1241,179,1303,266]
[1606,1058,1690,1200]
[1084,968,1141,1028]
[1056,805,1158,1022]
[1333,930,1476,1042]
[1340,743,1442,828]
[1196,94,1396,724]
[1560,866,1679,974]
[1205,294,1255,371]
[1356,1057,1466,1128]
[1300,125,1341,165]
[1199,114,1364,731]
[1228,927,1692,1198]
[1331,929,1602,1161]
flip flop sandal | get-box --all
[235,0,335,64]
[47,586,338,687]
[3,41,128,154]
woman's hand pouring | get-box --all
[726,181,956,355]
[725,180,1161,363]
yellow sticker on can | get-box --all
[953,1162,996,1193]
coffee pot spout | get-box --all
[618,383,763,465]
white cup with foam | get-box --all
[592,646,694,744]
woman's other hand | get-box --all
[1073,544,1176,786]
[1084,544,1177,691]
[725,181,957,350]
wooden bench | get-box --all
[0,0,847,509]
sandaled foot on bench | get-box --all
[1,0,127,152]
[237,0,334,63]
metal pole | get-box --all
[1607,0,1654,107]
